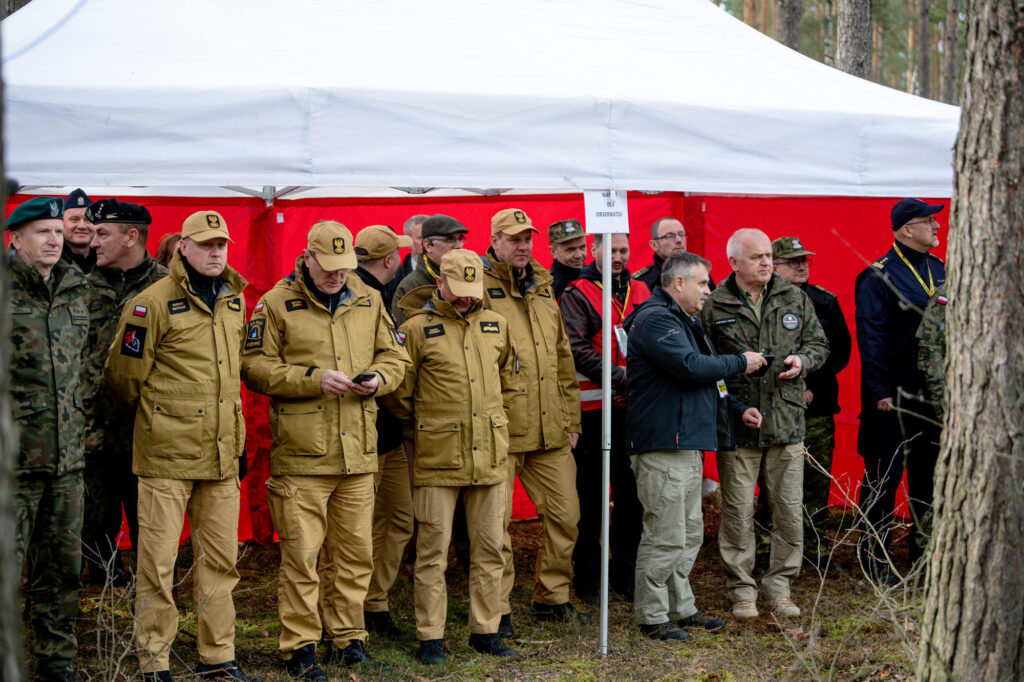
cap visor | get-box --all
[186,229,234,244]
[397,235,414,247]
[447,280,484,298]
[922,204,944,215]
[316,252,358,271]
[495,224,539,236]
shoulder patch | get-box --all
[168,298,190,314]
[120,324,147,358]
[871,256,889,270]
[227,297,242,312]
[424,324,446,338]
[285,298,308,312]
[487,287,506,299]
[480,320,501,334]
[391,328,407,346]
[632,266,650,279]
[810,283,836,298]
[245,319,265,350]
[936,295,948,306]
[254,301,265,314]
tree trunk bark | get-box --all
[744,0,759,30]
[836,0,871,78]
[761,0,774,38]
[823,0,835,66]
[941,0,959,103]
[0,17,26,682]
[871,21,882,81]
[908,16,917,92]
[776,0,803,50]
[918,1,1024,679]
[918,0,931,97]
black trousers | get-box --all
[572,407,642,592]
[857,394,941,571]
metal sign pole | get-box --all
[599,230,612,657]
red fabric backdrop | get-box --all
[7,191,948,544]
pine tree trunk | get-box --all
[776,0,803,50]
[761,0,774,37]
[744,0,759,29]
[823,0,835,66]
[871,21,882,81]
[908,17,917,92]
[918,0,931,97]
[917,0,1024,679]
[836,0,871,78]
[941,0,959,103]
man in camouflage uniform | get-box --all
[60,188,97,273]
[546,219,586,299]
[701,228,828,620]
[916,284,947,422]
[8,196,90,682]
[80,199,167,584]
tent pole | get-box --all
[599,228,612,657]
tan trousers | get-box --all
[414,483,505,641]
[364,444,414,612]
[266,473,374,657]
[500,444,580,610]
[135,476,240,673]
[718,444,804,603]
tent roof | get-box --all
[2,0,959,196]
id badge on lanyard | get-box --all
[614,324,628,355]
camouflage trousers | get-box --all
[754,416,835,561]
[15,469,85,677]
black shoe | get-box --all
[498,613,515,639]
[416,639,445,665]
[195,660,251,680]
[575,584,600,606]
[468,632,515,657]
[639,622,689,641]
[753,553,770,576]
[339,640,373,666]
[37,669,78,682]
[364,610,413,641]
[142,673,174,682]
[532,601,590,624]
[677,612,726,632]
[284,644,327,682]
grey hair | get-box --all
[661,252,711,288]
[725,228,770,260]
[403,214,429,231]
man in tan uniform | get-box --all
[242,221,409,680]
[105,211,250,682]
[386,249,519,664]
[481,208,585,634]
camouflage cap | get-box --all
[548,218,586,244]
[6,196,63,231]
[492,208,538,236]
[772,236,815,260]
[355,224,413,261]
[182,210,233,243]
[440,248,484,298]
[307,220,357,270]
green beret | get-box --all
[6,196,63,231]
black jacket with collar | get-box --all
[623,286,748,455]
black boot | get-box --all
[194,660,252,680]
[532,601,590,623]
[468,633,515,657]
[339,640,373,666]
[142,672,174,682]
[416,639,445,665]
[284,644,326,681]
[498,613,515,639]
[364,610,413,640]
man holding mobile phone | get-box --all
[242,221,410,680]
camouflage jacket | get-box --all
[82,255,168,451]
[916,284,947,421]
[9,248,90,474]
[391,253,440,326]
[701,272,829,447]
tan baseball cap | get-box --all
[440,249,484,298]
[182,210,233,243]
[354,224,413,261]
[491,208,538,236]
[307,220,358,270]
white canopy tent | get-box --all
[3,0,957,196]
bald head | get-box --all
[726,228,773,291]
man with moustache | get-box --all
[547,219,587,299]
[559,232,648,603]
[61,188,97,273]
[855,199,946,581]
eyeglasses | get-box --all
[904,216,939,228]
[773,257,812,267]
[428,235,465,246]
[653,231,687,242]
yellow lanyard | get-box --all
[422,257,439,280]
[593,280,631,324]
[892,242,935,297]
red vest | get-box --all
[569,277,650,411]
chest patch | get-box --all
[537,287,552,298]
[782,312,800,330]
[424,324,445,338]
[285,298,308,312]
[487,287,506,299]
[10,303,31,315]
[936,295,948,306]
[715,317,737,327]
[227,297,242,312]
[120,324,147,358]
[391,328,407,346]
[71,310,89,325]
[245,319,265,350]
[167,298,190,315]
[480,320,500,334]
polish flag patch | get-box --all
[254,302,265,313]
[936,295,948,306]
[133,305,148,317]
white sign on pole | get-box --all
[583,189,630,234]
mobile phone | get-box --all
[353,372,377,384]
[750,354,775,378]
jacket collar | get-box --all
[482,248,552,295]
[169,249,247,309]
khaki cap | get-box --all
[771,236,815,260]
[548,218,586,244]
[491,208,538,236]
[440,249,484,298]
[182,210,233,243]
[307,220,358,270]
[354,224,413,261]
